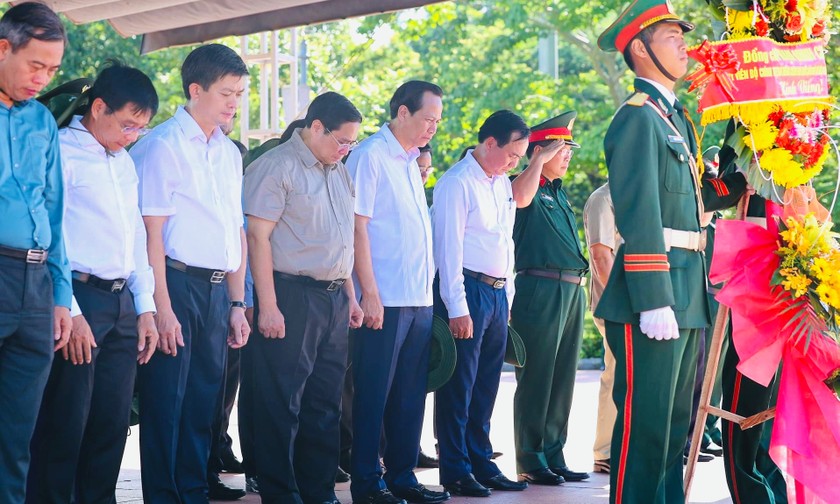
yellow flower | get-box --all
[744,120,778,151]
[727,9,754,33]
[781,269,812,298]
[759,148,807,187]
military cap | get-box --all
[36,78,93,128]
[702,145,721,176]
[598,0,694,53]
[529,111,580,148]
[504,325,527,368]
[427,316,457,392]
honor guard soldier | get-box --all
[132,44,251,503]
[596,1,746,502]
[508,112,590,485]
[432,110,531,498]
[27,63,160,503]
[245,92,364,504]
[0,4,70,502]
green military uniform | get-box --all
[595,1,749,501]
[717,127,789,504]
[510,112,588,477]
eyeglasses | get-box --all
[121,125,151,137]
[325,128,358,152]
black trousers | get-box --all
[238,337,256,477]
[0,255,54,504]
[138,267,229,503]
[254,274,349,504]
[28,280,138,504]
[209,346,241,475]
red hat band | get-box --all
[615,4,676,53]
[529,127,572,143]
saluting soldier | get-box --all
[596,1,747,502]
[508,112,590,485]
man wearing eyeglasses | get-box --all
[345,81,448,504]
[26,62,160,504]
[508,112,590,486]
[131,44,251,502]
[244,91,364,504]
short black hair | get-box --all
[90,60,158,118]
[0,2,66,52]
[181,43,248,100]
[622,24,657,72]
[304,91,362,132]
[419,143,432,154]
[477,110,530,147]
[389,80,443,119]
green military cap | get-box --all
[529,111,580,148]
[598,0,694,53]
[504,325,527,368]
[37,78,93,128]
[703,145,721,175]
[427,316,457,392]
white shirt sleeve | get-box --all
[432,176,470,318]
[133,136,181,216]
[127,206,156,315]
[346,148,379,219]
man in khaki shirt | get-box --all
[244,91,364,504]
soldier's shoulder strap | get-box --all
[625,91,649,107]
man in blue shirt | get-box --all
[0,3,71,503]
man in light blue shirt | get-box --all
[0,3,70,503]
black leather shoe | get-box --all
[417,450,439,469]
[684,452,715,464]
[443,475,491,497]
[208,476,246,501]
[245,475,259,493]
[477,473,528,491]
[318,499,341,504]
[354,488,406,504]
[519,467,564,486]
[336,466,350,483]
[392,484,450,503]
[700,442,724,457]
[551,466,590,482]
[220,454,245,474]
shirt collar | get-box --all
[289,128,329,170]
[637,77,677,107]
[66,115,107,154]
[380,123,420,161]
[464,150,497,182]
[174,105,222,143]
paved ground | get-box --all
[116,370,734,503]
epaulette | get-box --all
[625,92,649,107]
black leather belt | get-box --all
[275,272,346,292]
[72,271,126,293]
[166,257,227,284]
[0,245,47,264]
[517,268,587,286]
[463,268,506,289]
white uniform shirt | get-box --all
[131,106,243,271]
[60,116,155,317]
[345,124,434,307]
[432,150,515,318]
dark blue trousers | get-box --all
[350,306,433,499]
[434,275,508,485]
[28,279,138,504]
[253,275,349,504]
[138,267,229,503]
[0,255,54,504]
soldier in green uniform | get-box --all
[509,112,590,486]
[596,1,748,502]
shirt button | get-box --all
[679,154,685,162]
[14,163,19,168]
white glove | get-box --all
[639,306,680,341]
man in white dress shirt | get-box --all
[346,81,449,504]
[432,110,530,497]
[26,62,160,504]
[131,44,251,503]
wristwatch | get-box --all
[230,301,247,309]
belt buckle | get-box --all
[492,279,506,289]
[26,249,47,264]
[210,271,226,284]
[111,279,126,292]
[698,231,708,252]
[327,280,344,292]
[579,277,588,287]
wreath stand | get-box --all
[683,194,776,501]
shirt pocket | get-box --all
[663,141,692,195]
[668,251,690,311]
[24,133,51,183]
[286,193,331,239]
